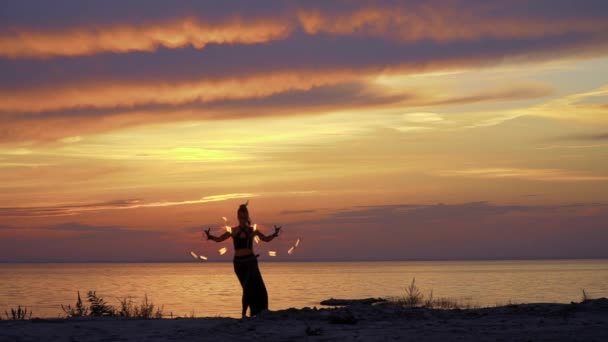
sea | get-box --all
[1,259,607,318]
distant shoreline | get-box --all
[2,298,607,341]
[2,257,608,264]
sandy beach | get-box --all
[2,298,607,341]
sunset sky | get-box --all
[1,0,607,262]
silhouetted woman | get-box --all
[205,202,281,318]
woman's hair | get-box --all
[237,201,251,226]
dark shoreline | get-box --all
[2,298,607,341]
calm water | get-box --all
[1,260,607,318]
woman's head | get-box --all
[237,201,251,226]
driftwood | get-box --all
[320,298,387,306]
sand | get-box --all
[1,298,607,341]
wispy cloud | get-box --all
[428,84,554,106]
[562,133,608,141]
[522,85,608,122]
[438,168,608,182]
[536,144,606,150]
[0,193,256,217]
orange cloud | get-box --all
[297,6,608,42]
[0,70,360,113]
[0,17,291,59]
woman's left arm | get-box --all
[256,225,281,242]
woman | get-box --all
[204,202,281,318]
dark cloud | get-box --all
[0,0,290,30]
[280,209,319,215]
[184,225,218,233]
[41,222,151,233]
[2,202,608,261]
[2,0,607,31]
[1,30,606,91]
[0,222,182,262]
[0,225,21,230]
[284,202,608,260]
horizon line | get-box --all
[2,257,607,264]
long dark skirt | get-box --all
[233,254,268,317]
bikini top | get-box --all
[233,226,254,250]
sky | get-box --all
[1,0,607,262]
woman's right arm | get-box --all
[205,229,231,242]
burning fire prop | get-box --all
[222,216,232,234]
[287,238,301,255]
[190,251,208,261]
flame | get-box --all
[222,216,228,223]
[253,223,257,231]
[288,246,295,255]
[219,247,227,255]
[199,255,208,261]
[190,251,199,259]
[268,251,277,257]
[295,238,301,247]
[225,225,232,234]
[254,236,260,244]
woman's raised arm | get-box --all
[205,228,231,242]
[256,225,281,242]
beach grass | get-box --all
[391,277,478,309]
[117,294,164,319]
[60,291,164,319]
[61,291,88,317]
[4,305,33,320]
[581,288,593,302]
